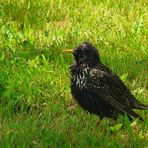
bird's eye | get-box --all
[75,49,82,55]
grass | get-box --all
[0,0,148,147]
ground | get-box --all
[0,0,148,147]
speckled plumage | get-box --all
[69,42,148,121]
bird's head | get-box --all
[63,42,101,66]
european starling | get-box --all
[63,42,148,121]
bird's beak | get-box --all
[63,49,74,54]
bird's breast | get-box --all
[71,67,89,89]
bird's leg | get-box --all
[96,116,104,126]
[96,120,101,127]
[113,110,119,124]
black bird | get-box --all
[63,42,148,121]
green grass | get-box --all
[0,0,148,147]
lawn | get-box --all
[0,0,148,147]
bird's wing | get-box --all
[98,64,139,105]
[87,68,143,120]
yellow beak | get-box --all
[63,49,74,53]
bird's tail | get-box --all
[135,103,148,110]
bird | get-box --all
[63,42,148,121]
